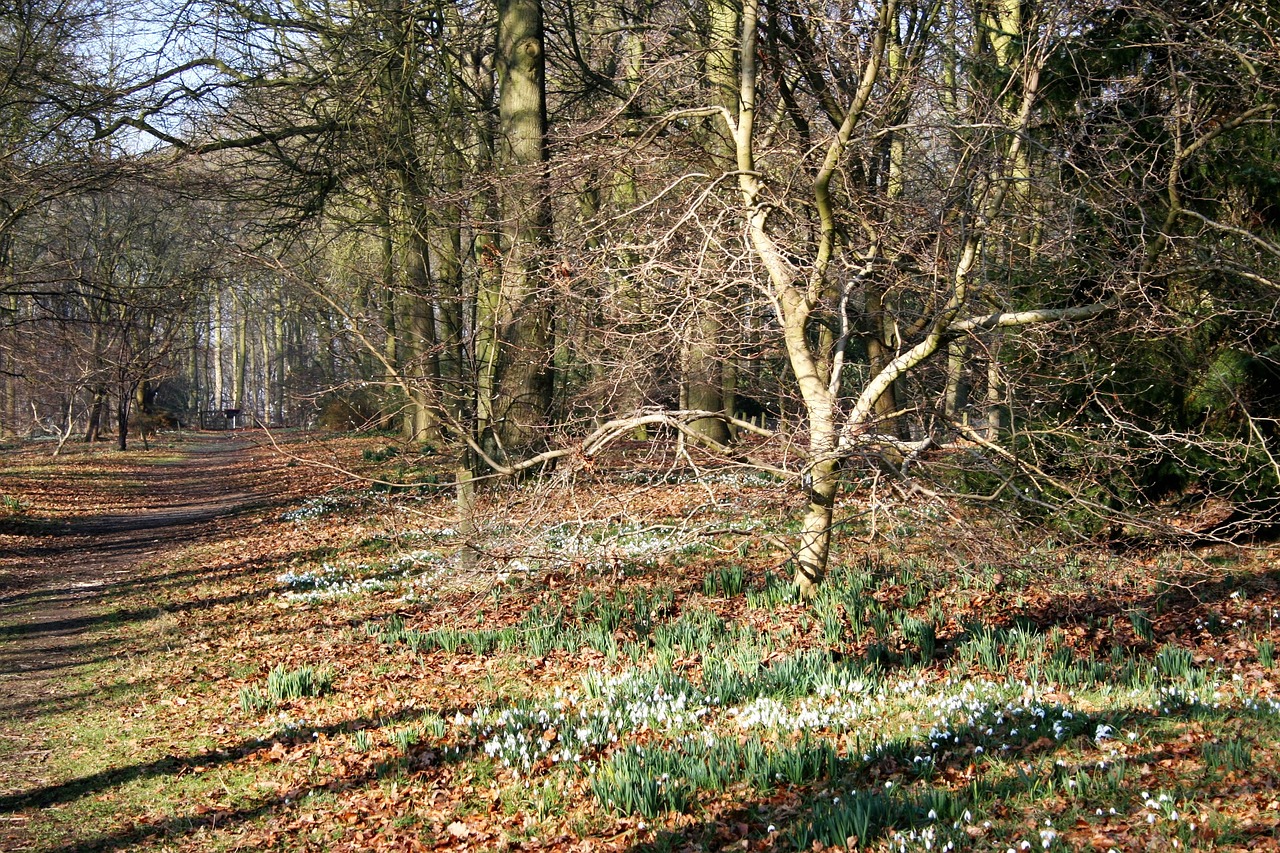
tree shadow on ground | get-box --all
[0,544,343,653]
[19,732,474,853]
[0,702,476,815]
[1,541,341,614]
[0,677,155,718]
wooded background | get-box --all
[3,0,1279,586]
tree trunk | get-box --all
[730,0,896,594]
[686,314,729,445]
[491,0,554,453]
[260,305,272,422]
[944,340,968,423]
[796,455,839,596]
[85,387,106,442]
[399,194,443,444]
[433,159,465,425]
[2,294,15,437]
[212,294,225,410]
[682,0,740,446]
[116,387,131,451]
[189,320,202,423]
[864,292,903,435]
[984,340,1005,441]
[272,311,286,425]
[1,371,12,438]
[233,296,247,410]
[373,217,399,431]
[722,349,738,441]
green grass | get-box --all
[10,661,271,851]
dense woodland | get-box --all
[3,0,1280,586]
[8,3,1280,849]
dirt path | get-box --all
[0,436,281,849]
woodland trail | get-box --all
[0,436,281,850]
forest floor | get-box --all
[0,429,1278,852]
